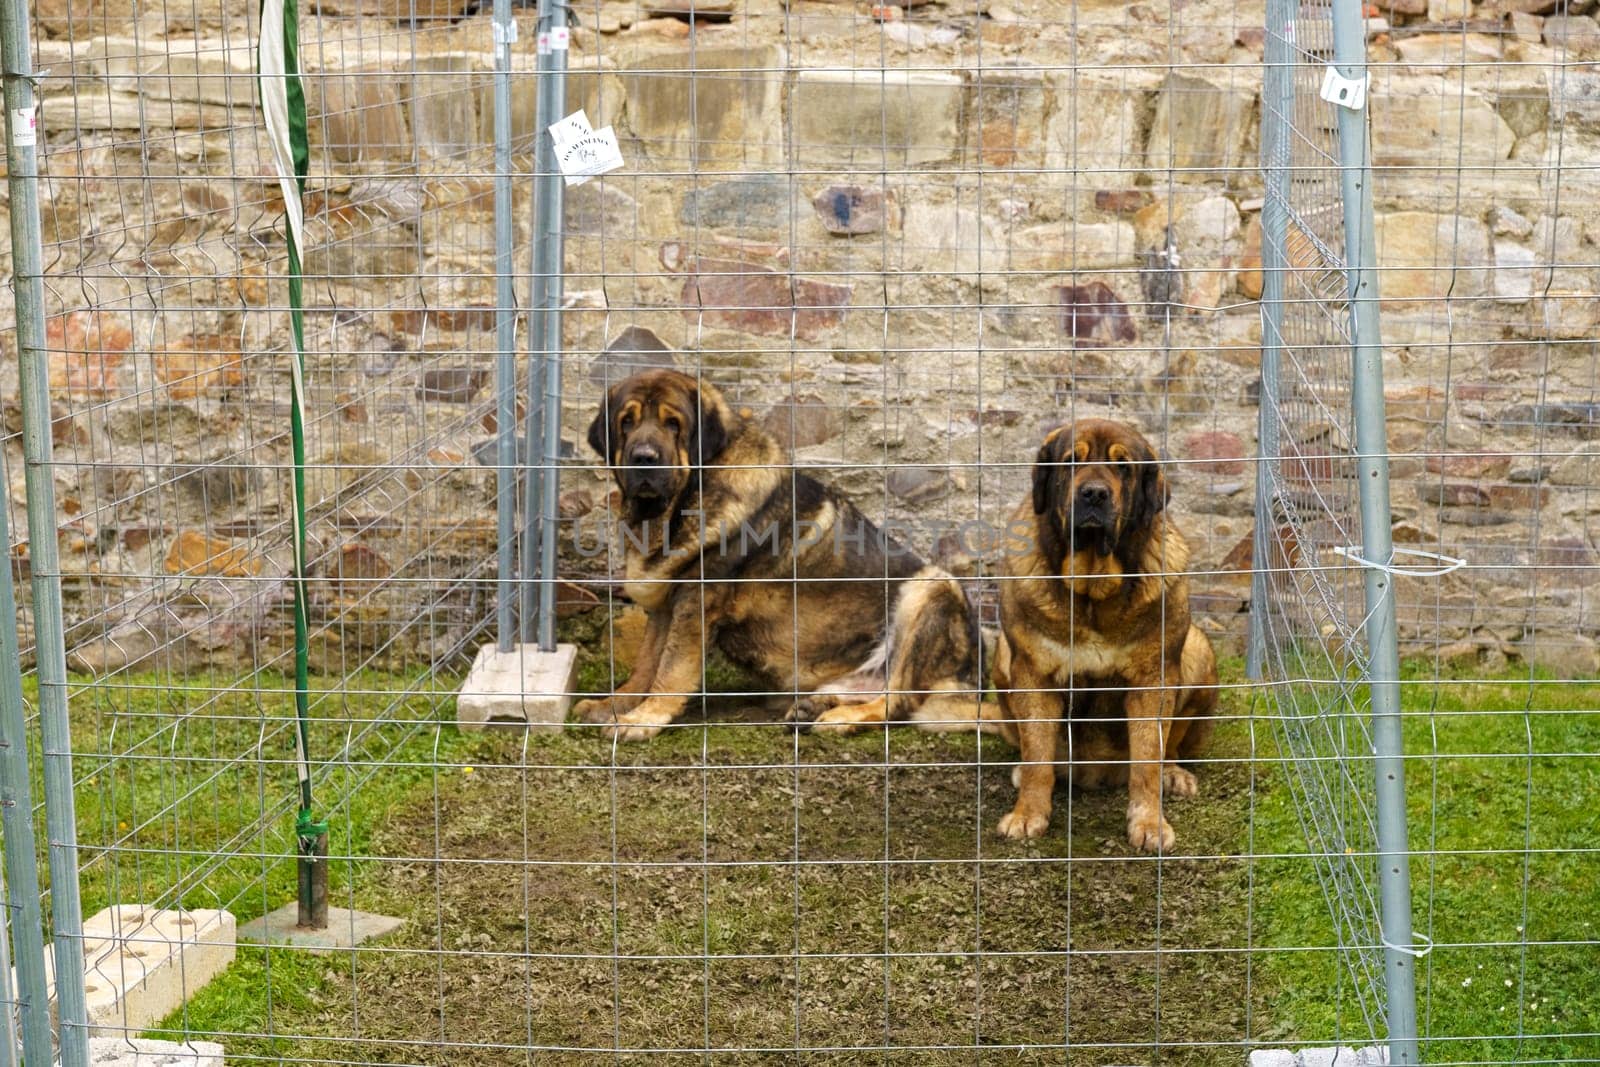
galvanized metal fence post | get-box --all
[1329,0,1421,1060]
[519,19,551,644]
[0,868,16,1067]
[534,0,568,654]
[0,1,91,1062]
[519,0,567,652]
[0,458,50,1067]
[1249,0,1296,682]
[492,0,518,653]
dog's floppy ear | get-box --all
[1129,440,1170,529]
[586,388,613,459]
[691,388,728,465]
[1032,431,1068,515]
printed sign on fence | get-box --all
[548,109,624,186]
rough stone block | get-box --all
[970,63,1051,168]
[622,46,784,170]
[1008,220,1138,273]
[1493,240,1537,301]
[67,906,237,1037]
[678,257,851,339]
[679,175,797,233]
[901,203,1002,277]
[1370,76,1515,169]
[1402,31,1504,63]
[309,72,408,163]
[457,642,578,731]
[89,1037,225,1066]
[1428,0,1472,20]
[478,67,625,150]
[98,37,256,107]
[1374,211,1491,300]
[1544,13,1600,58]
[1046,73,1153,188]
[1535,290,1600,339]
[407,54,485,159]
[1548,69,1600,131]
[1145,71,1258,185]
[811,184,897,235]
[790,68,965,168]
[1238,214,1263,299]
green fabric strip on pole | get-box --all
[258,0,324,851]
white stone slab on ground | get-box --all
[29,906,237,1037]
[89,1036,225,1066]
[1251,1047,1390,1067]
[238,903,404,951]
[456,642,578,731]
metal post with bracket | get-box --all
[1326,0,1423,1061]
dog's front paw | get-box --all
[996,806,1051,841]
[785,696,826,731]
[1126,805,1175,853]
[602,700,678,743]
[1162,765,1199,798]
[573,697,619,725]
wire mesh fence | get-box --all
[0,0,1595,1061]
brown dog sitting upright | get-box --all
[992,419,1217,853]
[574,369,983,741]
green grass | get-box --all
[1248,665,1600,1063]
[29,669,478,924]
[41,638,1593,1063]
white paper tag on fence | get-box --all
[537,30,550,54]
[549,26,570,50]
[554,126,625,186]
[548,109,593,147]
[9,106,37,147]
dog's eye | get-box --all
[620,412,635,433]
[665,416,682,435]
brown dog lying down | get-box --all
[991,419,1217,853]
[573,369,984,741]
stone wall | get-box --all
[4,0,1597,678]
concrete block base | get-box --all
[238,903,404,951]
[1250,1048,1389,1067]
[456,642,578,731]
[57,905,237,1036]
[89,1037,225,1066]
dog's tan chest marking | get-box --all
[1031,628,1129,680]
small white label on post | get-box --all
[10,106,37,147]
[537,31,550,54]
[550,26,570,50]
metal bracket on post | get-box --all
[1327,0,1421,1061]
[1319,65,1370,110]
[295,810,329,931]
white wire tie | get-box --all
[1381,931,1433,958]
[1331,545,1466,578]
[1319,65,1370,110]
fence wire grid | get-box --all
[0,0,1596,1062]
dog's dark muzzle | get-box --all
[621,465,675,517]
[1071,481,1112,528]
